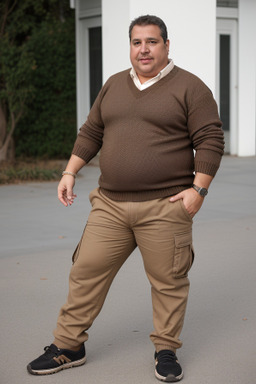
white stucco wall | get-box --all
[102,0,217,93]
[238,0,256,156]
[102,0,131,79]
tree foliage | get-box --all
[0,0,76,162]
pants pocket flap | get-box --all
[174,231,192,248]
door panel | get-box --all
[216,18,238,155]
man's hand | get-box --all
[58,175,77,207]
[169,188,204,218]
[57,155,86,206]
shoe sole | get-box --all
[155,368,184,382]
[27,356,86,375]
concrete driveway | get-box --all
[0,155,255,384]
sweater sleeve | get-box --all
[187,86,225,177]
[71,88,105,163]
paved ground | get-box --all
[0,155,255,384]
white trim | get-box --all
[79,8,101,19]
[216,18,238,155]
[76,16,102,129]
[237,0,256,156]
[216,7,238,19]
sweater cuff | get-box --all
[194,160,220,177]
[72,145,97,164]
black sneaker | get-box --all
[155,350,183,382]
[27,343,86,375]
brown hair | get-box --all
[129,15,168,43]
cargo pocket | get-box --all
[173,231,194,278]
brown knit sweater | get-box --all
[72,66,224,201]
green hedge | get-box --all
[14,13,77,158]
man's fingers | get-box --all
[169,192,183,202]
[58,190,68,206]
[66,188,74,200]
[57,178,77,206]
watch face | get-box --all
[199,188,208,196]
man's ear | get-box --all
[166,39,170,52]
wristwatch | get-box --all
[192,184,208,197]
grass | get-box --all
[0,159,65,185]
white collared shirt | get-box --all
[130,59,174,91]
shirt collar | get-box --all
[130,59,174,91]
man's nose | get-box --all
[140,42,149,53]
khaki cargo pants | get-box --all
[54,188,194,353]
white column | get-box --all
[130,0,217,92]
[238,0,256,156]
[102,0,131,81]
[102,0,216,92]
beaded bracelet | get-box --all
[62,171,77,178]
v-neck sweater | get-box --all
[72,66,224,202]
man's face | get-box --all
[130,24,170,83]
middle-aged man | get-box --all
[27,15,224,382]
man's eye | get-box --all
[149,40,157,44]
[134,41,140,46]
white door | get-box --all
[216,18,238,155]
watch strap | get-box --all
[192,184,208,197]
